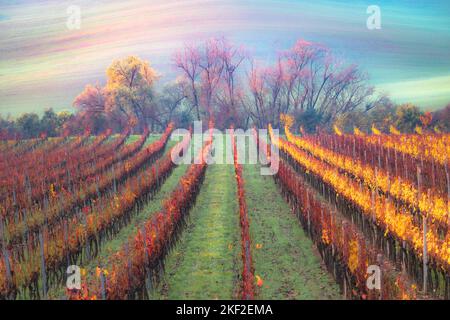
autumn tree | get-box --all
[56,111,74,136]
[432,104,450,132]
[73,84,111,133]
[73,84,106,113]
[395,103,423,133]
[420,111,433,129]
[106,56,159,131]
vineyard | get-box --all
[0,120,449,300]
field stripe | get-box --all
[243,164,341,300]
[153,164,241,300]
[46,139,183,299]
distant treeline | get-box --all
[1,102,449,140]
[0,108,129,140]
[333,102,450,135]
[2,38,450,139]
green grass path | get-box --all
[153,164,241,300]
[243,164,341,300]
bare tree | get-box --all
[173,44,202,120]
[245,40,377,129]
[213,39,247,127]
[198,38,225,119]
[156,81,187,127]
[245,59,286,128]
[246,61,269,128]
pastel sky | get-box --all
[1,0,450,116]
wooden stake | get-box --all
[423,213,428,295]
[100,269,106,300]
[423,189,430,296]
[444,159,450,226]
[39,232,47,299]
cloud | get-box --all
[1,0,450,115]
[377,75,450,109]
